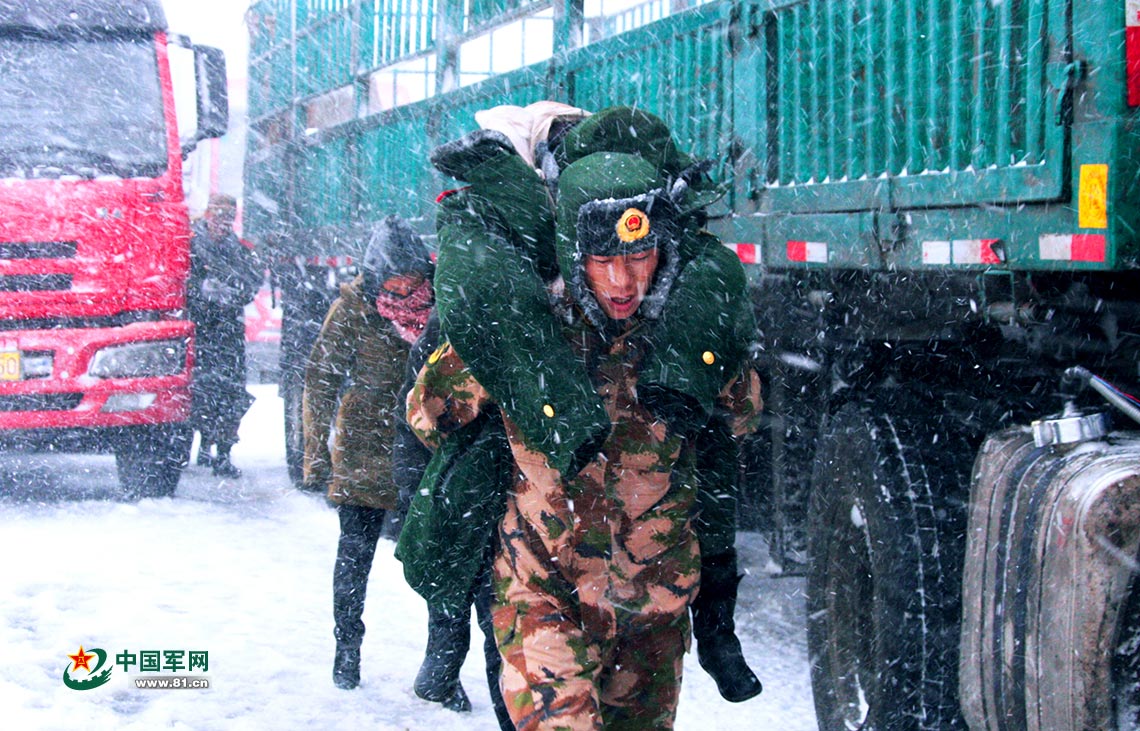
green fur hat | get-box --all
[556,152,682,329]
[556,106,727,215]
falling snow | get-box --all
[0,385,816,731]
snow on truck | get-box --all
[0,0,228,498]
[244,0,1140,728]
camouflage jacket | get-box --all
[407,317,762,634]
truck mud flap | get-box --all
[961,429,1140,731]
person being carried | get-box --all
[187,193,262,478]
[301,215,434,690]
[408,152,763,729]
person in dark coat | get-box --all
[302,214,434,690]
[187,193,262,478]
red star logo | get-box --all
[69,646,95,673]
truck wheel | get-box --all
[116,424,191,500]
[807,396,970,731]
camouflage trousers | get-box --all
[490,484,696,731]
[492,587,689,731]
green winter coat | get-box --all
[430,106,757,480]
[398,108,761,612]
[432,132,610,479]
[394,408,511,615]
[302,275,411,509]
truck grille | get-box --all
[0,274,73,292]
[0,311,167,332]
[0,393,83,412]
[0,242,77,259]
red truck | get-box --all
[0,0,228,498]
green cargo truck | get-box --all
[244,1,1140,728]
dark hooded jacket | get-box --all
[186,222,262,438]
[187,223,262,390]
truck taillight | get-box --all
[1129,0,1140,105]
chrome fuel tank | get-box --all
[961,422,1140,731]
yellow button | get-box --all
[543,404,555,418]
[702,351,716,365]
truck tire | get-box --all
[807,395,970,731]
[116,424,191,500]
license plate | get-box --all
[0,350,20,381]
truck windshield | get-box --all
[0,33,167,179]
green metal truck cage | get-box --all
[245,0,1140,271]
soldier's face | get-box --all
[583,248,659,320]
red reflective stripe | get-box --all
[1071,234,1106,262]
[787,240,807,261]
[980,239,1002,265]
[1129,27,1140,106]
[731,243,757,264]
[436,186,469,203]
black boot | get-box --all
[333,645,360,689]
[692,550,763,702]
[212,449,242,478]
[415,606,472,713]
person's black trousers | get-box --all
[333,504,386,648]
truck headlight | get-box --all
[88,339,187,379]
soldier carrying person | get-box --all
[403,105,764,729]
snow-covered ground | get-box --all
[0,384,816,730]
